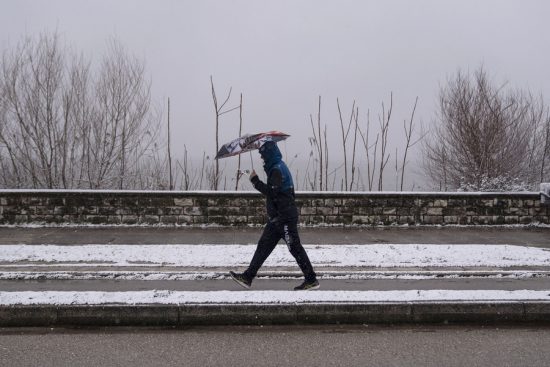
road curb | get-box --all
[2,302,550,326]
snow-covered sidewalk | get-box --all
[1,243,550,268]
[2,289,550,305]
[2,243,550,307]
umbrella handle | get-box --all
[249,151,254,170]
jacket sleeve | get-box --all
[251,168,282,199]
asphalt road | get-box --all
[1,325,550,367]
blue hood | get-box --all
[259,141,282,172]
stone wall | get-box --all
[0,190,548,226]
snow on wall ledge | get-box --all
[0,190,548,226]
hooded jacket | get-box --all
[250,141,298,221]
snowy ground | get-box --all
[2,243,550,268]
[2,243,550,305]
[2,270,548,281]
[2,289,550,305]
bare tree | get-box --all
[134,146,170,190]
[337,98,358,191]
[0,32,161,189]
[355,93,420,192]
[349,106,359,191]
[199,152,207,189]
[524,96,550,184]
[235,93,243,190]
[167,98,173,190]
[0,33,74,188]
[87,39,159,189]
[175,147,212,191]
[178,146,191,190]
[358,109,379,191]
[394,147,399,191]
[309,96,325,190]
[210,76,239,190]
[303,142,317,191]
[399,96,420,191]
[423,67,544,190]
[541,112,550,182]
[377,93,392,191]
[324,125,329,189]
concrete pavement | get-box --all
[1,226,550,246]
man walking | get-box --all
[230,141,319,290]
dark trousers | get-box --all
[244,218,317,282]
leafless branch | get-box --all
[400,96,418,190]
[423,67,546,190]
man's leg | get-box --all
[283,219,317,282]
[243,222,281,280]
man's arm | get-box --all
[250,169,282,198]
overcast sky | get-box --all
[1,0,549,189]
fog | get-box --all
[1,0,549,189]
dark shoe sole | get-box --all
[294,283,320,291]
[229,271,251,289]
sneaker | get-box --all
[294,279,320,291]
[230,271,252,289]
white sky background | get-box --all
[1,0,549,190]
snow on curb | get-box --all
[1,290,550,305]
[2,244,550,268]
[0,270,548,281]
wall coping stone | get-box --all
[0,189,541,198]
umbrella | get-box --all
[215,131,290,160]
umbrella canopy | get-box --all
[215,131,290,160]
